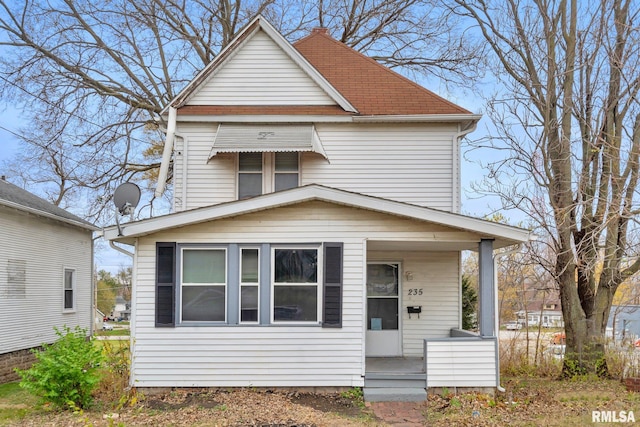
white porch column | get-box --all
[478,239,495,337]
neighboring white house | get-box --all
[0,178,97,382]
[104,16,531,399]
[110,295,131,321]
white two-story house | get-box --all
[104,15,530,400]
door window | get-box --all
[366,264,399,330]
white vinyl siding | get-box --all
[172,123,236,211]
[130,201,465,387]
[425,339,498,387]
[303,123,457,210]
[173,122,459,212]
[0,205,93,355]
[368,250,459,357]
[188,30,335,106]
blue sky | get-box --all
[0,110,22,166]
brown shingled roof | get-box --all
[175,20,472,118]
[293,29,471,116]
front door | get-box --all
[365,263,402,357]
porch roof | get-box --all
[103,184,531,247]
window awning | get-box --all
[208,124,328,160]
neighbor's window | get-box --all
[181,248,227,322]
[5,259,26,298]
[63,268,75,311]
[272,248,319,322]
[240,248,260,323]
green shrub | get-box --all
[15,326,104,409]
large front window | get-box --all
[272,248,319,323]
[238,152,299,199]
[181,248,227,322]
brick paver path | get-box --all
[367,401,427,426]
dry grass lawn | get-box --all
[1,376,640,426]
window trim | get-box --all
[62,267,76,312]
[239,247,260,324]
[178,246,228,324]
[270,245,322,325]
[237,152,300,200]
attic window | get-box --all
[209,124,327,160]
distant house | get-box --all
[103,16,531,399]
[0,178,97,383]
[110,295,131,321]
[516,298,564,328]
[608,305,640,343]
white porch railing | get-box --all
[424,330,498,388]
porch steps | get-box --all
[364,372,427,402]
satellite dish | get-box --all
[113,182,141,215]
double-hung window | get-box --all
[238,152,299,199]
[272,247,320,323]
[238,153,263,199]
[240,248,260,323]
[274,152,299,192]
[180,248,227,322]
[63,268,75,311]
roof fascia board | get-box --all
[104,186,530,244]
[0,199,98,231]
[174,114,481,124]
[174,114,355,123]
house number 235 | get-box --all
[408,289,423,296]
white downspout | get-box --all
[155,106,177,198]
[109,240,134,258]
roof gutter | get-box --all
[155,106,177,198]
[352,114,482,123]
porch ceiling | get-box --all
[367,240,479,252]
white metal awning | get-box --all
[208,124,328,160]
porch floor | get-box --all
[365,357,424,374]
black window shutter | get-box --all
[323,242,343,328]
[156,242,176,327]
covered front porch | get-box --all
[362,238,505,401]
[363,330,499,401]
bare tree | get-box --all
[0,0,483,223]
[453,0,640,375]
